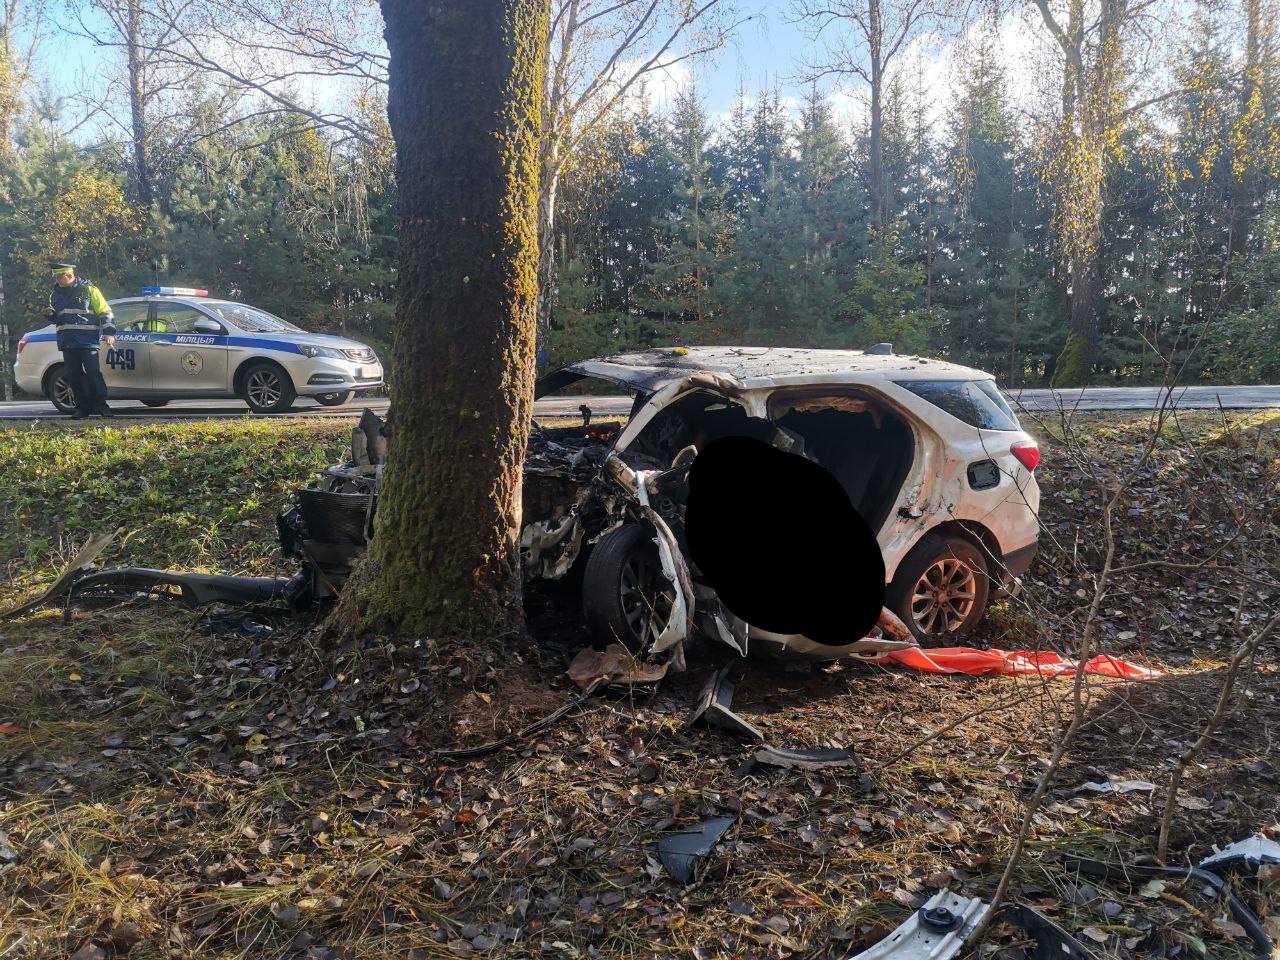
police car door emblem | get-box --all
[181,351,203,375]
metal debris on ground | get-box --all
[656,815,735,884]
[683,667,764,742]
[753,745,860,772]
[1198,835,1280,875]
[845,889,988,960]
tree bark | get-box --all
[330,0,549,641]
[124,0,152,205]
[867,0,884,226]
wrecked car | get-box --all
[280,347,1039,661]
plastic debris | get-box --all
[657,815,735,884]
[754,746,860,771]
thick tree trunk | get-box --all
[125,0,152,206]
[330,0,548,641]
[1052,249,1098,387]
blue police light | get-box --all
[142,286,209,296]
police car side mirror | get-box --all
[193,318,223,335]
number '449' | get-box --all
[106,348,136,371]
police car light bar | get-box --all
[142,286,209,296]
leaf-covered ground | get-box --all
[0,412,1276,960]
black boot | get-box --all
[97,404,115,418]
[72,408,89,420]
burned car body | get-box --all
[279,347,1040,661]
[524,346,1040,656]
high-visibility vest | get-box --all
[51,281,115,350]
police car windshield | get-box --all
[203,301,301,333]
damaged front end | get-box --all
[266,367,915,669]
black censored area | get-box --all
[684,436,885,646]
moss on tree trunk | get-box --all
[329,0,549,642]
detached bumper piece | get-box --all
[847,890,988,960]
[70,568,291,607]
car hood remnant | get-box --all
[847,890,988,960]
[685,435,885,645]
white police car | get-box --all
[14,287,385,414]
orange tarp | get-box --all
[883,646,1161,680]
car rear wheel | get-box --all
[45,365,77,415]
[241,363,297,414]
[887,533,990,645]
[582,523,676,655]
[314,391,352,407]
[140,398,171,408]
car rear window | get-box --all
[895,379,1020,431]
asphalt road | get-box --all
[0,384,1277,422]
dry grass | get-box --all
[0,411,1276,959]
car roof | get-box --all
[565,346,990,392]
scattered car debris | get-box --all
[656,815,735,884]
[753,745,860,772]
[846,889,988,960]
[0,530,114,620]
[1199,835,1280,875]
[1002,904,1093,960]
[69,568,291,608]
[683,667,764,742]
[566,644,668,690]
[1074,778,1157,795]
[1065,856,1274,957]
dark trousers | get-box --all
[62,347,109,413]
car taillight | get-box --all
[1010,440,1040,471]
[16,335,28,354]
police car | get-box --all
[15,287,385,414]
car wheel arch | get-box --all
[233,356,294,397]
[891,518,1004,591]
[41,361,66,395]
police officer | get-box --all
[46,263,116,418]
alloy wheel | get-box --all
[53,375,76,411]
[246,370,283,408]
[619,551,675,651]
[909,557,978,635]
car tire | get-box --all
[582,523,676,655]
[314,391,352,407]
[140,398,171,408]
[241,362,297,414]
[887,533,990,646]
[44,364,77,415]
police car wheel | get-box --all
[140,398,171,408]
[242,363,297,414]
[314,391,352,407]
[46,366,77,415]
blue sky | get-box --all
[29,1,1045,142]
